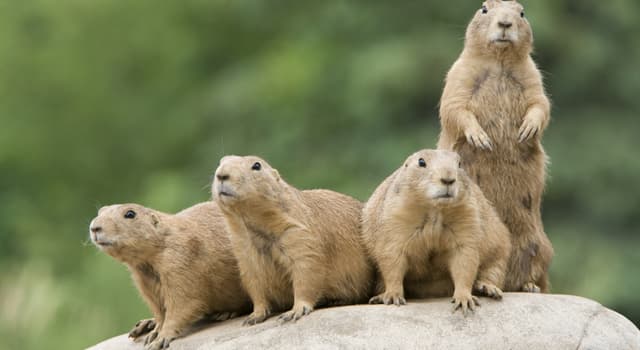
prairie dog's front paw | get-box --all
[369,290,406,306]
[145,336,174,350]
[129,318,156,340]
[243,308,272,326]
[451,292,480,315]
[518,114,542,143]
[145,328,179,350]
[473,281,503,300]
[278,302,314,322]
[522,282,541,293]
[144,330,158,346]
[464,124,493,150]
[210,311,239,322]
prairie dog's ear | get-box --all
[151,214,160,227]
[272,168,281,181]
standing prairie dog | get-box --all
[362,150,511,314]
[89,202,250,350]
[437,0,553,292]
[212,155,374,325]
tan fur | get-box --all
[362,149,511,314]
[212,155,374,325]
[89,202,250,350]
[437,0,553,292]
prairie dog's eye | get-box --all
[124,210,136,219]
[482,5,488,14]
[521,10,525,18]
[251,162,262,171]
[458,161,462,168]
[418,158,427,168]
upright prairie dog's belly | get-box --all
[468,70,528,149]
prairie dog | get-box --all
[437,0,553,292]
[89,202,250,350]
[212,155,374,324]
[362,149,511,314]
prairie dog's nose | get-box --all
[441,178,456,186]
[216,173,229,181]
[498,20,513,29]
[90,226,102,233]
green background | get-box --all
[1,0,638,348]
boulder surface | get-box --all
[88,293,640,350]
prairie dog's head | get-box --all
[397,150,467,207]
[465,0,532,57]
[89,204,162,261]
[213,155,282,208]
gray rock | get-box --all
[88,293,640,350]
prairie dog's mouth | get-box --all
[434,193,455,201]
[90,232,115,247]
[217,183,236,198]
[430,187,457,201]
[489,30,517,45]
[491,37,514,45]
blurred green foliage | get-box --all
[1,0,639,348]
